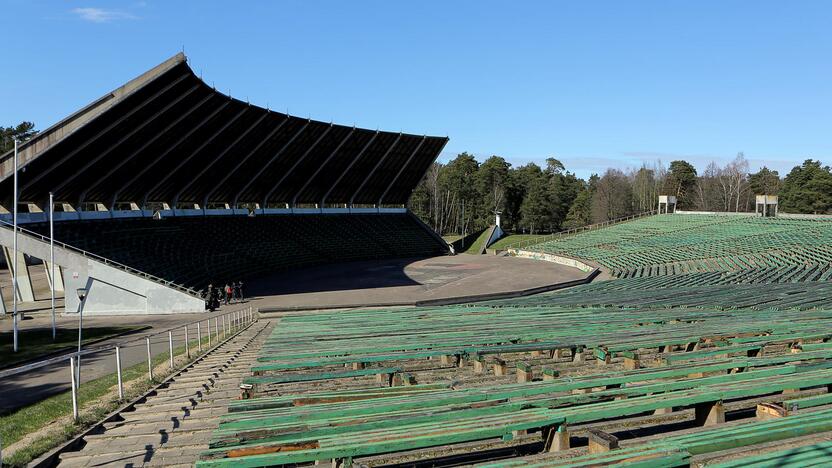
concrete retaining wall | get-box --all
[509,249,595,273]
[777,212,832,220]
[674,210,756,217]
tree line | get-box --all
[409,152,832,235]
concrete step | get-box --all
[55,320,273,467]
[58,446,206,466]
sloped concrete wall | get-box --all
[485,225,504,249]
[0,227,204,315]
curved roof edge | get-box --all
[0,54,448,209]
[0,53,187,179]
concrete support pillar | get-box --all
[543,368,559,381]
[43,262,65,292]
[622,352,640,370]
[516,362,533,383]
[3,247,35,302]
[493,358,507,376]
[572,346,585,362]
[544,424,570,452]
[375,372,393,386]
[331,457,352,468]
[473,356,485,373]
[695,401,725,426]
[595,349,611,367]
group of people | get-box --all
[202,281,245,310]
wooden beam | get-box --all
[587,428,619,454]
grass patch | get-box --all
[489,234,549,250]
[442,234,462,243]
[460,228,492,254]
[0,322,247,466]
[0,325,146,369]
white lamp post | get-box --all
[50,192,56,340]
[75,287,88,383]
[12,139,18,352]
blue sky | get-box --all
[1,1,830,179]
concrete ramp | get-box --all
[0,222,204,315]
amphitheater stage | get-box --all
[247,254,593,311]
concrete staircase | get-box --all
[54,320,273,467]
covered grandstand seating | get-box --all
[26,214,447,291]
[0,54,450,297]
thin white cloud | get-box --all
[72,7,138,23]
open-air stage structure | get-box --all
[0,53,452,315]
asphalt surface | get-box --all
[247,254,591,309]
[0,303,251,413]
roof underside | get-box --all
[0,53,447,209]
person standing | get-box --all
[224,283,232,305]
[205,284,214,311]
[233,281,241,303]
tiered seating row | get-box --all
[477,407,832,467]
[202,374,832,467]
[709,440,832,467]
[25,213,446,290]
[197,304,832,465]
[525,214,832,282]
[485,277,832,311]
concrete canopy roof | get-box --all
[0,53,448,210]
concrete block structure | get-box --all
[658,195,677,214]
[756,194,779,217]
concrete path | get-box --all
[0,305,254,413]
[55,319,273,467]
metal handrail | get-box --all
[503,209,659,251]
[0,306,254,380]
[0,218,200,297]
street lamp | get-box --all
[75,288,88,384]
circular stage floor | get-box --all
[247,254,592,311]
